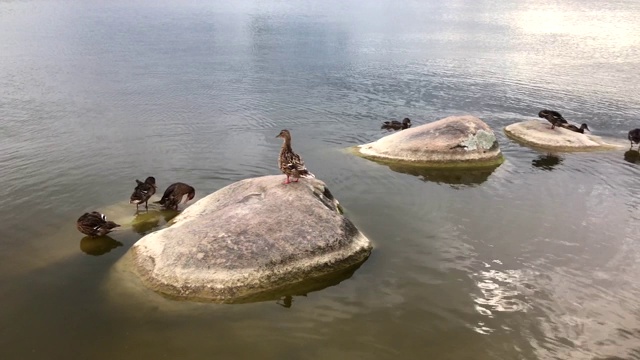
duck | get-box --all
[156,182,195,210]
[538,109,568,129]
[561,123,590,134]
[276,129,315,184]
[629,128,640,150]
[76,211,120,237]
[129,176,157,211]
[381,117,411,131]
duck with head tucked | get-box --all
[76,211,120,237]
[129,176,157,211]
[156,182,195,210]
[628,128,640,150]
[276,129,315,184]
[538,109,568,129]
[381,117,411,131]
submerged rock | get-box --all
[504,120,623,151]
[354,115,503,167]
[129,175,372,303]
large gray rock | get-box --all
[129,175,372,303]
[504,120,624,151]
[354,115,503,167]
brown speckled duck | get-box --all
[538,109,568,129]
[381,117,412,131]
[156,182,195,210]
[76,211,120,237]
[629,128,640,150]
[276,129,315,184]
[129,176,157,211]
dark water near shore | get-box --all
[2,0,640,359]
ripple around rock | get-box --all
[352,115,504,168]
[128,175,372,303]
[504,120,624,151]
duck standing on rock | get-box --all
[276,129,315,184]
[562,123,590,134]
[156,182,195,210]
[538,109,568,129]
[381,118,411,131]
[629,128,640,150]
[129,176,157,211]
[76,211,120,237]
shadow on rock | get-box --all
[80,236,123,256]
[131,210,180,235]
[532,153,563,171]
[386,163,497,188]
[624,150,640,164]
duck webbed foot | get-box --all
[283,175,291,184]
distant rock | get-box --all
[129,175,372,303]
[505,120,623,151]
[354,115,503,167]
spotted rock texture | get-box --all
[129,175,372,303]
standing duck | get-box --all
[629,128,640,150]
[129,176,157,211]
[76,211,120,237]
[561,123,590,134]
[156,182,195,210]
[276,129,315,184]
[538,109,568,129]
[381,118,412,131]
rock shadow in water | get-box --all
[532,153,563,171]
[241,259,367,305]
[624,150,640,164]
[385,163,497,188]
[80,236,123,256]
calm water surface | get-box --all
[2,0,640,359]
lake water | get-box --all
[2,0,640,358]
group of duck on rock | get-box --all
[76,129,315,238]
[76,180,196,237]
[77,113,640,238]
[538,109,640,149]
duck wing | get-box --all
[282,150,315,178]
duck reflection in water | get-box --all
[131,210,180,235]
[80,235,123,256]
[623,149,640,164]
[532,153,563,171]
[276,294,307,308]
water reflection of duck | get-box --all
[628,128,640,150]
[76,212,120,237]
[538,109,568,129]
[381,118,411,131]
[79,235,123,256]
[532,154,562,171]
[624,149,640,164]
[131,211,162,235]
[561,123,590,134]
